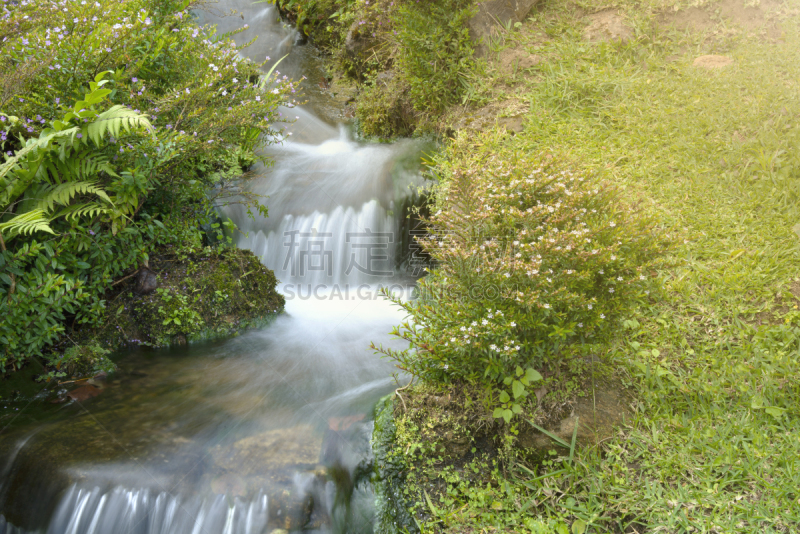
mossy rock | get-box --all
[372,394,420,534]
[76,247,285,352]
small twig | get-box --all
[395,375,414,413]
[57,377,90,386]
[110,269,140,287]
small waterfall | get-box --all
[0,2,424,533]
[227,126,425,290]
[44,486,269,534]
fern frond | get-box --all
[54,202,110,221]
[87,105,153,146]
[0,127,80,207]
[34,181,114,212]
[0,209,54,241]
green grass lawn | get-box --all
[413,0,800,531]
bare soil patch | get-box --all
[657,0,783,38]
[583,10,634,43]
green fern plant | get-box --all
[0,71,152,246]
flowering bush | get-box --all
[374,131,670,421]
[0,0,294,374]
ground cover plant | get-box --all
[374,0,800,532]
[0,0,295,375]
[273,0,480,137]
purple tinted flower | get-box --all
[145,17,151,25]
[89,230,95,235]
[132,77,138,82]
[76,133,83,138]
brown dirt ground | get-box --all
[657,0,785,39]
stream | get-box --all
[0,3,424,533]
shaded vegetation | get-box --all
[1,0,293,377]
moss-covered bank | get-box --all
[74,247,284,352]
[371,382,612,534]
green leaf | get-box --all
[503,376,512,386]
[493,407,504,419]
[572,519,587,534]
[491,501,503,510]
[525,368,543,383]
[765,406,786,419]
[499,390,510,403]
[502,409,513,423]
[516,365,523,377]
[751,395,765,410]
[512,379,525,399]
[512,403,522,414]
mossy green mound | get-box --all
[77,248,284,352]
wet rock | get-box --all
[518,379,631,452]
[583,11,633,43]
[693,55,733,69]
[208,425,328,529]
[469,0,541,55]
[66,384,102,402]
[133,265,158,295]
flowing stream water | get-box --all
[0,4,425,533]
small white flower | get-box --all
[577,323,583,327]
[460,326,466,332]
[588,304,593,310]
[609,288,615,293]
[610,221,616,227]
[471,321,477,327]
[482,319,488,326]
[488,314,494,319]
[617,276,623,281]
[444,364,449,370]
[600,314,606,319]
[510,322,516,327]
[611,255,616,260]
[490,344,497,350]
[640,275,646,280]
[450,337,456,342]
[543,303,550,309]
[232,78,238,83]
[222,90,227,95]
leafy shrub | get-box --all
[0,0,294,374]
[374,131,670,420]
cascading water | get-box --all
[0,3,424,533]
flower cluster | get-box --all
[376,130,670,387]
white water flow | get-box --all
[0,4,423,534]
